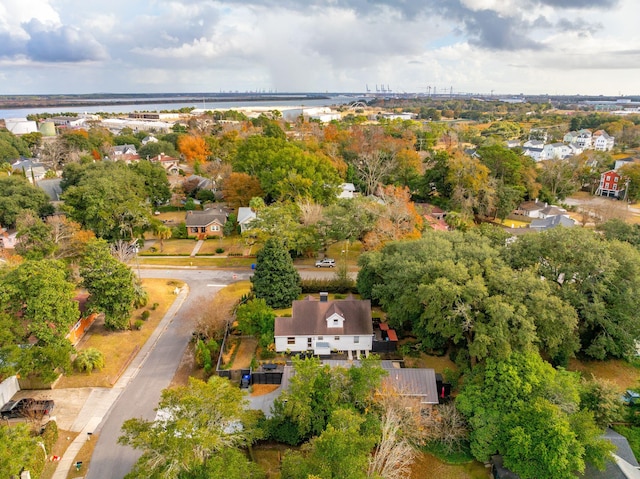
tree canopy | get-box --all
[0,175,53,228]
[251,238,302,309]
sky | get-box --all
[0,0,639,96]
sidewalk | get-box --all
[190,240,204,256]
[51,285,190,479]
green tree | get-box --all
[0,175,53,227]
[119,376,263,479]
[138,140,179,160]
[235,298,275,348]
[280,409,376,479]
[233,136,341,204]
[130,159,172,207]
[74,347,105,374]
[62,162,153,240]
[80,239,137,330]
[251,238,301,309]
[0,423,47,478]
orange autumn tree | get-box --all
[363,185,423,250]
[177,135,211,164]
[221,172,264,209]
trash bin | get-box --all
[251,263,256,270]
[241,374,251,389]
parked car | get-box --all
[622,390,640,406]
[315,258,336,268]
[0,398,55,419]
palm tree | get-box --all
[155,224,172,253]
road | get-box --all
[86,268,251,479]
[86,265,338,478]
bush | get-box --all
[172,222,188,239]
[133,319,144,330]
[152,302,159,310]
[41,420,58,454]
[260,349,276,360]
[215,247,225,254]
[74,348,105,374]
[141,310,151,321]
[300,277,356,294]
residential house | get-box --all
[539,204,568,218]
[506,140,521,149]
[514,199,546,218]
[415,203,448,231]
[185,208,227,239]
[274,294,373,359]
[522,145,544,162]
[141,135,159,145]
[37,178,63,203]
[113,144,137,156]
[563,131,579,144]
[150,153,180,175]
[593,130,615,151]
[11,158,47,184]
[237,207,257,233]
[338,183,356,199]
[530,215,576,230]
[0,228,17,250]
[576,129,593,149]
[595,170,623,198]
[615,158,638,171]
[540,142,573,160]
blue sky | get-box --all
[0,0,638,96]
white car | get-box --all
[315,258,336,268]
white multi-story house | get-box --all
[274,295,373,359]
[593,130,615,151]
[540,143,572,160]
[576,129,593,149]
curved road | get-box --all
[86,266,337,478]
[86,268,252,479]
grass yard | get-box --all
[403,352,458,372]
[141,238,196,255]
[221,336,258,369]
[154,211,187,225]
[40,430,79,479]
[138,256,256,268]
[410,452,489,479]
[197,237,248,255]
[493,218,530,228]
[65,433,98,479]
[568,358,640,392]
[56,278,182,388]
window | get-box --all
[334,336,340,341]
[615,177,619,183]
[200,227,206,233]
[333,319,339,326]
[354,336,359,344]
[318,336,323,340]
[191,227,198,233]
[211,225,220,231]
[287,337,295,345]
[307,338,312,348]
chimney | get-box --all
[535,198,538,203]
[320,292,328,303]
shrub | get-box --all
[133,319,144,330]
[260,348,276,360]
[152,302,159,310]
[74,348,105,374]
[172,222,188,239]
[41,420,58,454]
[141,310,151,321]
[215,247,225,254]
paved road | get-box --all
[86,265,341,478]
[86,268,251,479]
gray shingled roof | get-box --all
[184,208,227,227]
[37,178,63,201]
[530,215,575,230]
[275,298,373,337]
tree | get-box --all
[151,221,172,253]
[456,352,613,479]
[619,162,640,201]
[0,423,47,479]
[138,140,179,159]
[1,259,78,380]
[62,162,153,240]
[281,409,376,479]
[15,214,95,261]
[354,150,397,196]
[0,175,53,227]
[74,347,105,374]
[235,298,275,348]
[80,239,137,330]
[177,134,211,164]
[130,160,172,207]
[538,158,579,200]
[222,172,264,209]
[251,238,301,309]
[119,376,263,479]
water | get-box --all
[0,96,360,120]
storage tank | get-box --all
[5,118,38,135]
[39,121,56,137]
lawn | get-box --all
[410,452,489,479]
[141,238,196,255]
[56,278,182,388]
[65,432,98,479]
[197,237,248,255]
[568,358,640,392]
[294,240,363,269]
[138,255,256,268]
[40,430,79,479]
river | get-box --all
[0,95,361,120]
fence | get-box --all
[0,376,19,405]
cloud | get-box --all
[22,19,107,62]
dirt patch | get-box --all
[251,384,280,396]
[222,336,257,369]
[169,342,206,388]
[568,358,640,392]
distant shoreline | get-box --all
[0,94,331,111]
